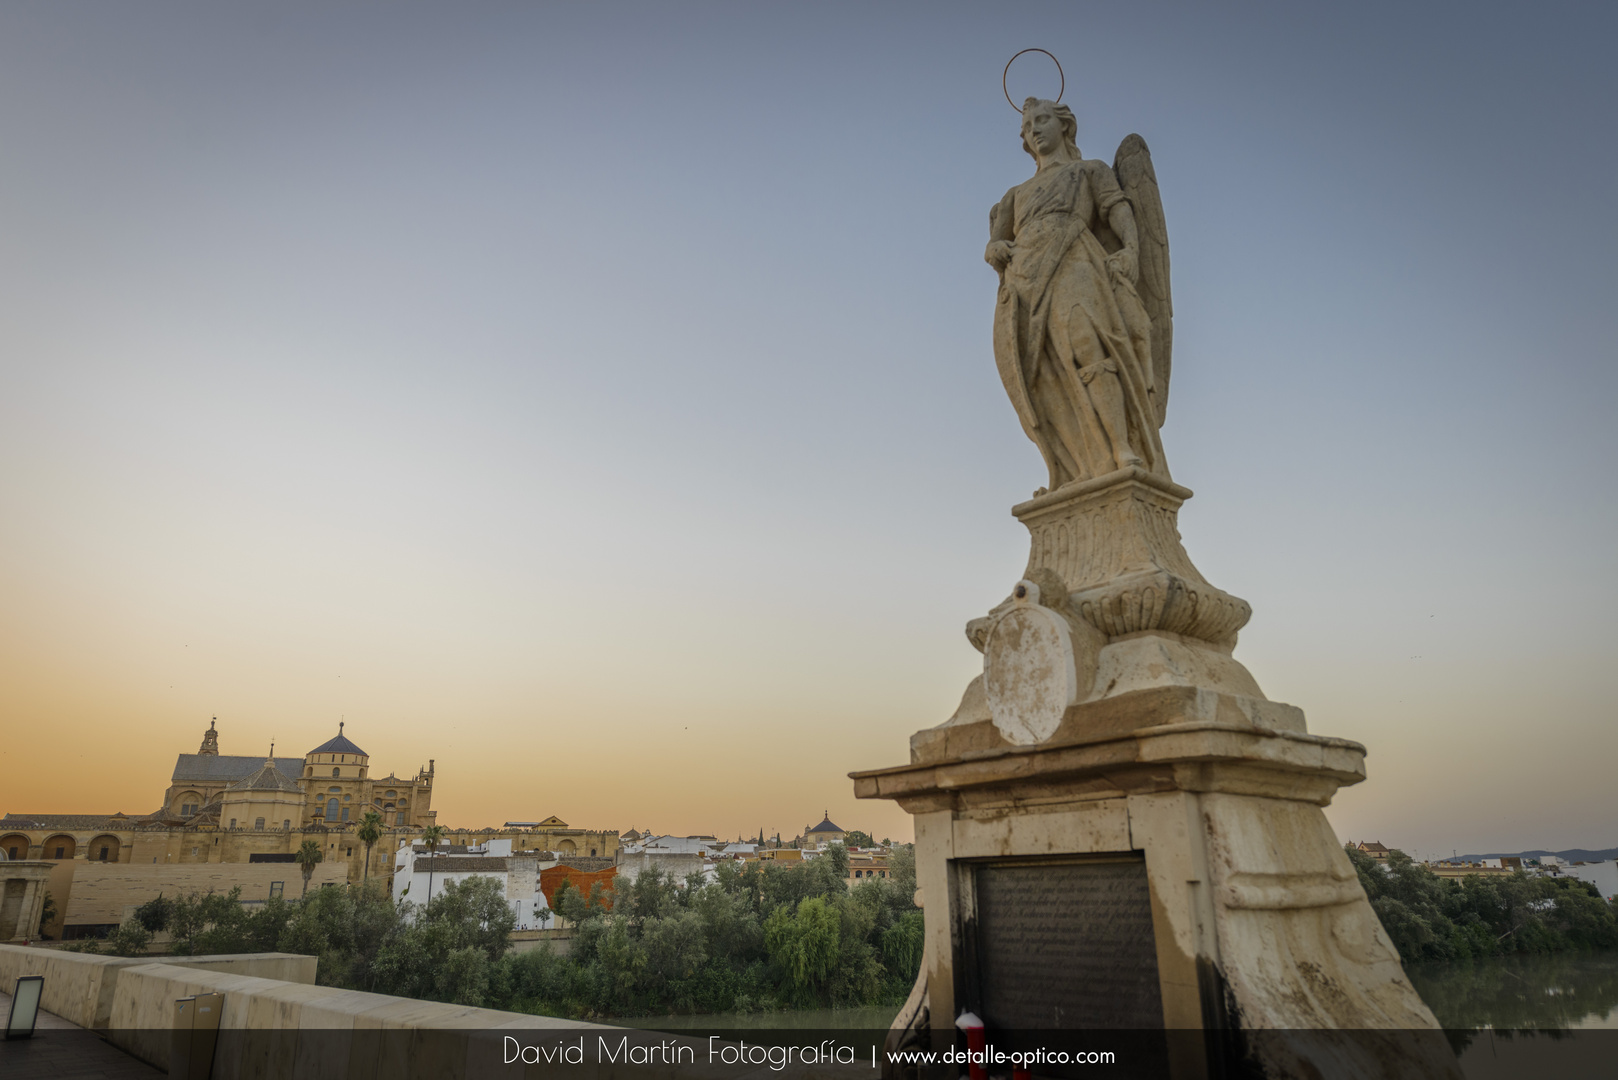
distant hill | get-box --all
[1447,848,1618,864]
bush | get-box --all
[133,894,173,933]
[107,918,153,957]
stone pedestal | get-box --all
[1016,467,1249,647]
[853,472,1459,1079]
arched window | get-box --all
[332,767,340,778]
[325,799,340,822]
[283,820,291,830]
[254,817,265,830]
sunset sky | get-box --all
[2,3,1614,858]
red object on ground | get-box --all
[955,1011,986,1080]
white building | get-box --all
[1560,861,1618,901]
[391,838,557,929]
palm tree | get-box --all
[420,824,446,907]
[295,839,324,898]
[357,810,383,885]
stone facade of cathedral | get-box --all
[160,720,437,831]
[0,720,622,939]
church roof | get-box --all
[308,727,367,757]
[172,754,300,785]
[227,760,303,795]
[806,815,843,834]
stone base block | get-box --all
[856,689,1459,1080]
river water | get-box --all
[1403,950,1618,1078]
[1407,948,1618,1031]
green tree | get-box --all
[295,839,325,898]
[1346,844,1618,964]
[357,810,384,884]
[843,830,875,849]
[824,842,851,878]
[167,888,256,955]
[638,910,708,1010]
[370,876,517,1006]
[420,824,446,905]
[275,881,398,990]
[134,893,173,933]
[887,845,917,900]
[107,918,153,956]
[764,896,841,1005]
[881,910,925,994]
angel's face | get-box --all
[1023,106,1065,157]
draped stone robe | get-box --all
[991,158,1166,489]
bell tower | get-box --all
[198,718,220,757]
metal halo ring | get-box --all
[1003,48,1064,112]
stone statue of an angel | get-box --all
[986,98,1173,493]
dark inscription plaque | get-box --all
[970,858,1164,1030]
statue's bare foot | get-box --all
[1033,486,1049,498]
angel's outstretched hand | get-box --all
[985,240,1015,271]
[1106,247,1138,284]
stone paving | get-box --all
[0,988,162,1079]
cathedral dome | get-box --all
[307,722,368,760]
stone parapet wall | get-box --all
[1,943,845,1080]
[0,943,315,1029]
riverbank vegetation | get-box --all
[1348,846,1618,964]
[69,843,922,1018]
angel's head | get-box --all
[1021,97,1080,163]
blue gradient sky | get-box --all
[2,3,1614,856]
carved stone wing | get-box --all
[1113,134,1172,426]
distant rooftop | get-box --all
[806,813,843,834]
